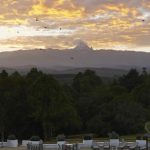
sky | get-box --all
[0,0,150,52]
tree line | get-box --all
[0,68,149,140]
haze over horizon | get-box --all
[0,41,149,72]
[0,0,150,52]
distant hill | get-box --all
[50,67,128,77]
[0,41,149,76]
[0,67,128,77]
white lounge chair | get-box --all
[136,140,146,150]
[128,142,138,150]
[118,142,127,150]
[103,141,110,150]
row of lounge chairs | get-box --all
[92,140,147,150]
[27,141,147,150]
[24,138,148,150]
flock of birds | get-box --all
[35,17,145,30]
[14,17,146,60]
[16,17,62,34]
[15,16,146,35]
[35,17,62,30]
[15,16,146,34]
[15,17,76,60]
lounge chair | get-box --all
[118,142,127,150]
[103,141,110,150]
[92,142,100,150]
[136,140,147,150]
[128,142,139,150]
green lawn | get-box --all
[44,134,144,143]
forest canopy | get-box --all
[0,68,149,140]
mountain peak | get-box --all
[73,40,93,51]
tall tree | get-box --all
[6,72,30,139]
[72,70,103,131]
[119,69,141,91]
[0,70,9,141]
[28,74,80,139]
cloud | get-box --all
[0,0,149,51]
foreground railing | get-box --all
[27,143,43,150]
[11,140,150,150]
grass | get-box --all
[44,134,149,143]
[63,137,135,143]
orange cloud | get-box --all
[28,0,84,19]
[0,0,149,51]
[104,3,139,17]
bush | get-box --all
[8,134,16,140]
[57,134,66,141]
[108,131,119,139]
[30,136,40,141]
[143,136,148,140]
[136,135,142,140]
[83,134,93,140]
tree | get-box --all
[6,72,30,139]
[113,95,146,134]
[73,70,102,95]
[28,74,80,139]
[119,69,141,91]
[133,76,150,121]
[72,70,103,131]
[26,68,43,84]
[0,70,10,142]
[0,70,8,78]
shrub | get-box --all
[136,135,142,140]
[30,136,40,141]
[57,134,66,141]
[8,134,16,140]
[108,131,119,139]
[143,136,148,140]
[83,134,93,140]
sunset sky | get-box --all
[0,0,150,52]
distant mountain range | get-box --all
[0,41,150,76]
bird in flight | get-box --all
[35,17,64,31]
[36,18,39,22]
[70,57,74,60]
